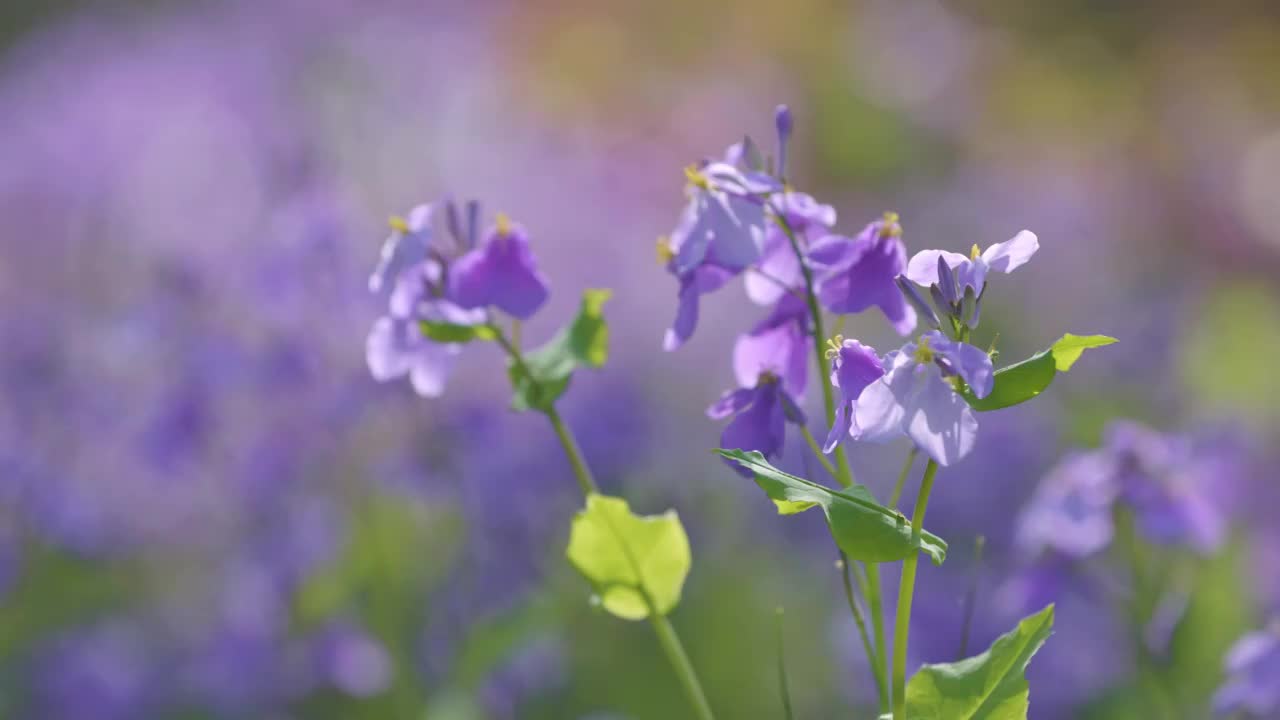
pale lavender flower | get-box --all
[368,204,433,294]
[904,230,1039,294]
[312,621,392,698]
[834,331,993,466]
[1016,450,1118,559]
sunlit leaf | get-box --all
[565,493,691,620]
[717,449,947,565]
[419,321,496,343]
[964,334,1116,412]
[904,604,1055,719]
[509,288,612,412]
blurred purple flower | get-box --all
[369,204,433,295]
[33,622,155,720]
[733,294,810,396]
[312,621,393,698]
[709,372,806,476]
[744,192,836,305]
[1213,624,1280,717]
[812,213,916,335]
[1016,450,1118,559]
[449,214,550,320]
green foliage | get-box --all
[717,449,947,565]
[964,334,1116,412]
[509,289,612,412]
[565,493,691,620]
[902,604,1055,719]
[419,320,496,343]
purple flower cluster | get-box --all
[366,200,550,397]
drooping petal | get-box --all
[744,229,803,305]
[901,369,979,466]
[719,385,787,476]
[707,387,755,420]
[365,317,457,398]
[823,401,853,453]
[831,339,885,406]
[851,351,916,444]
[407,344,459,397]
[664,265,734,351]
[366,317,414,381]
[449,223,550,319]
[924,331,995,399]
[733,295,809,393]
[981,230,1039,274]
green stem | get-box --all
[493,321,712,719]
[892,459,939,720]
[775,608,796,720]
[864,563,891,714]
[771,210,853,489]
[651,614,717,720]
[840,554,887,710]
[491,325,597,495]
[888,448,918,508]
[799,425,838,480]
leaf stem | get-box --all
[775,607,796,720]
[840,554,887,710]
[888,448,918,508]
[864,563,891,714]
[492,325,597,495]
[799,425,838,480]
[651,614,717,720]
[493,323,712,718]
[770,209,854,488]
[891,459,938,720]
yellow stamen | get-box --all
[970,243,982,260]
[757,370,779,386]
[825,335,845,360]
[656,236,675,265]
[683,164,711,191]
[880,211,902,238]
[495,212,513,237]
[388,215,410,233]
[913,335,934,364]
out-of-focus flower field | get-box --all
[2,1,1280,718]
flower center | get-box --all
[825,334,845,360]
[912,336,934,364]
[388,215,410,233]
[495,212,513,238]
[970,243,982,260]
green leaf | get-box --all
[419,321,496,343]
[904,604,1055,719]
[965,334,1116,412]
[565,493,691,620]
[717,449,947,565]
[508,288,612,412]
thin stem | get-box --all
[957,535,985,659]
[799,425,838,480]
[651,614,717,720]
[775,608,796,720]
[888,448,918,508]
[864,563,891,714]
[840,554,887,709]
[491,325,597,495]
[892,459,939,720]
[492,324,713,719]
[771,210,854,489]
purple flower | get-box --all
[366,280,484,398]
[904,230,1039,294]
[1213,624,1280,716]
[662,263,736,352]
[812,213,917,336]
[744,192,836,306]
[368,204,433,295]
[733,294,810,396]
[708,372,806,476]
[449,214,550,320]
[1106,420,1227,553]
[312,621,392,698]
[1016,450,1118,559]
[822,338,886,453]
[835,330,993,466]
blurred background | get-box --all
[2,1,1279,718]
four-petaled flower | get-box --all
[904,230,1039,296]
[450,213,550,320]
[829,331,994,466]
